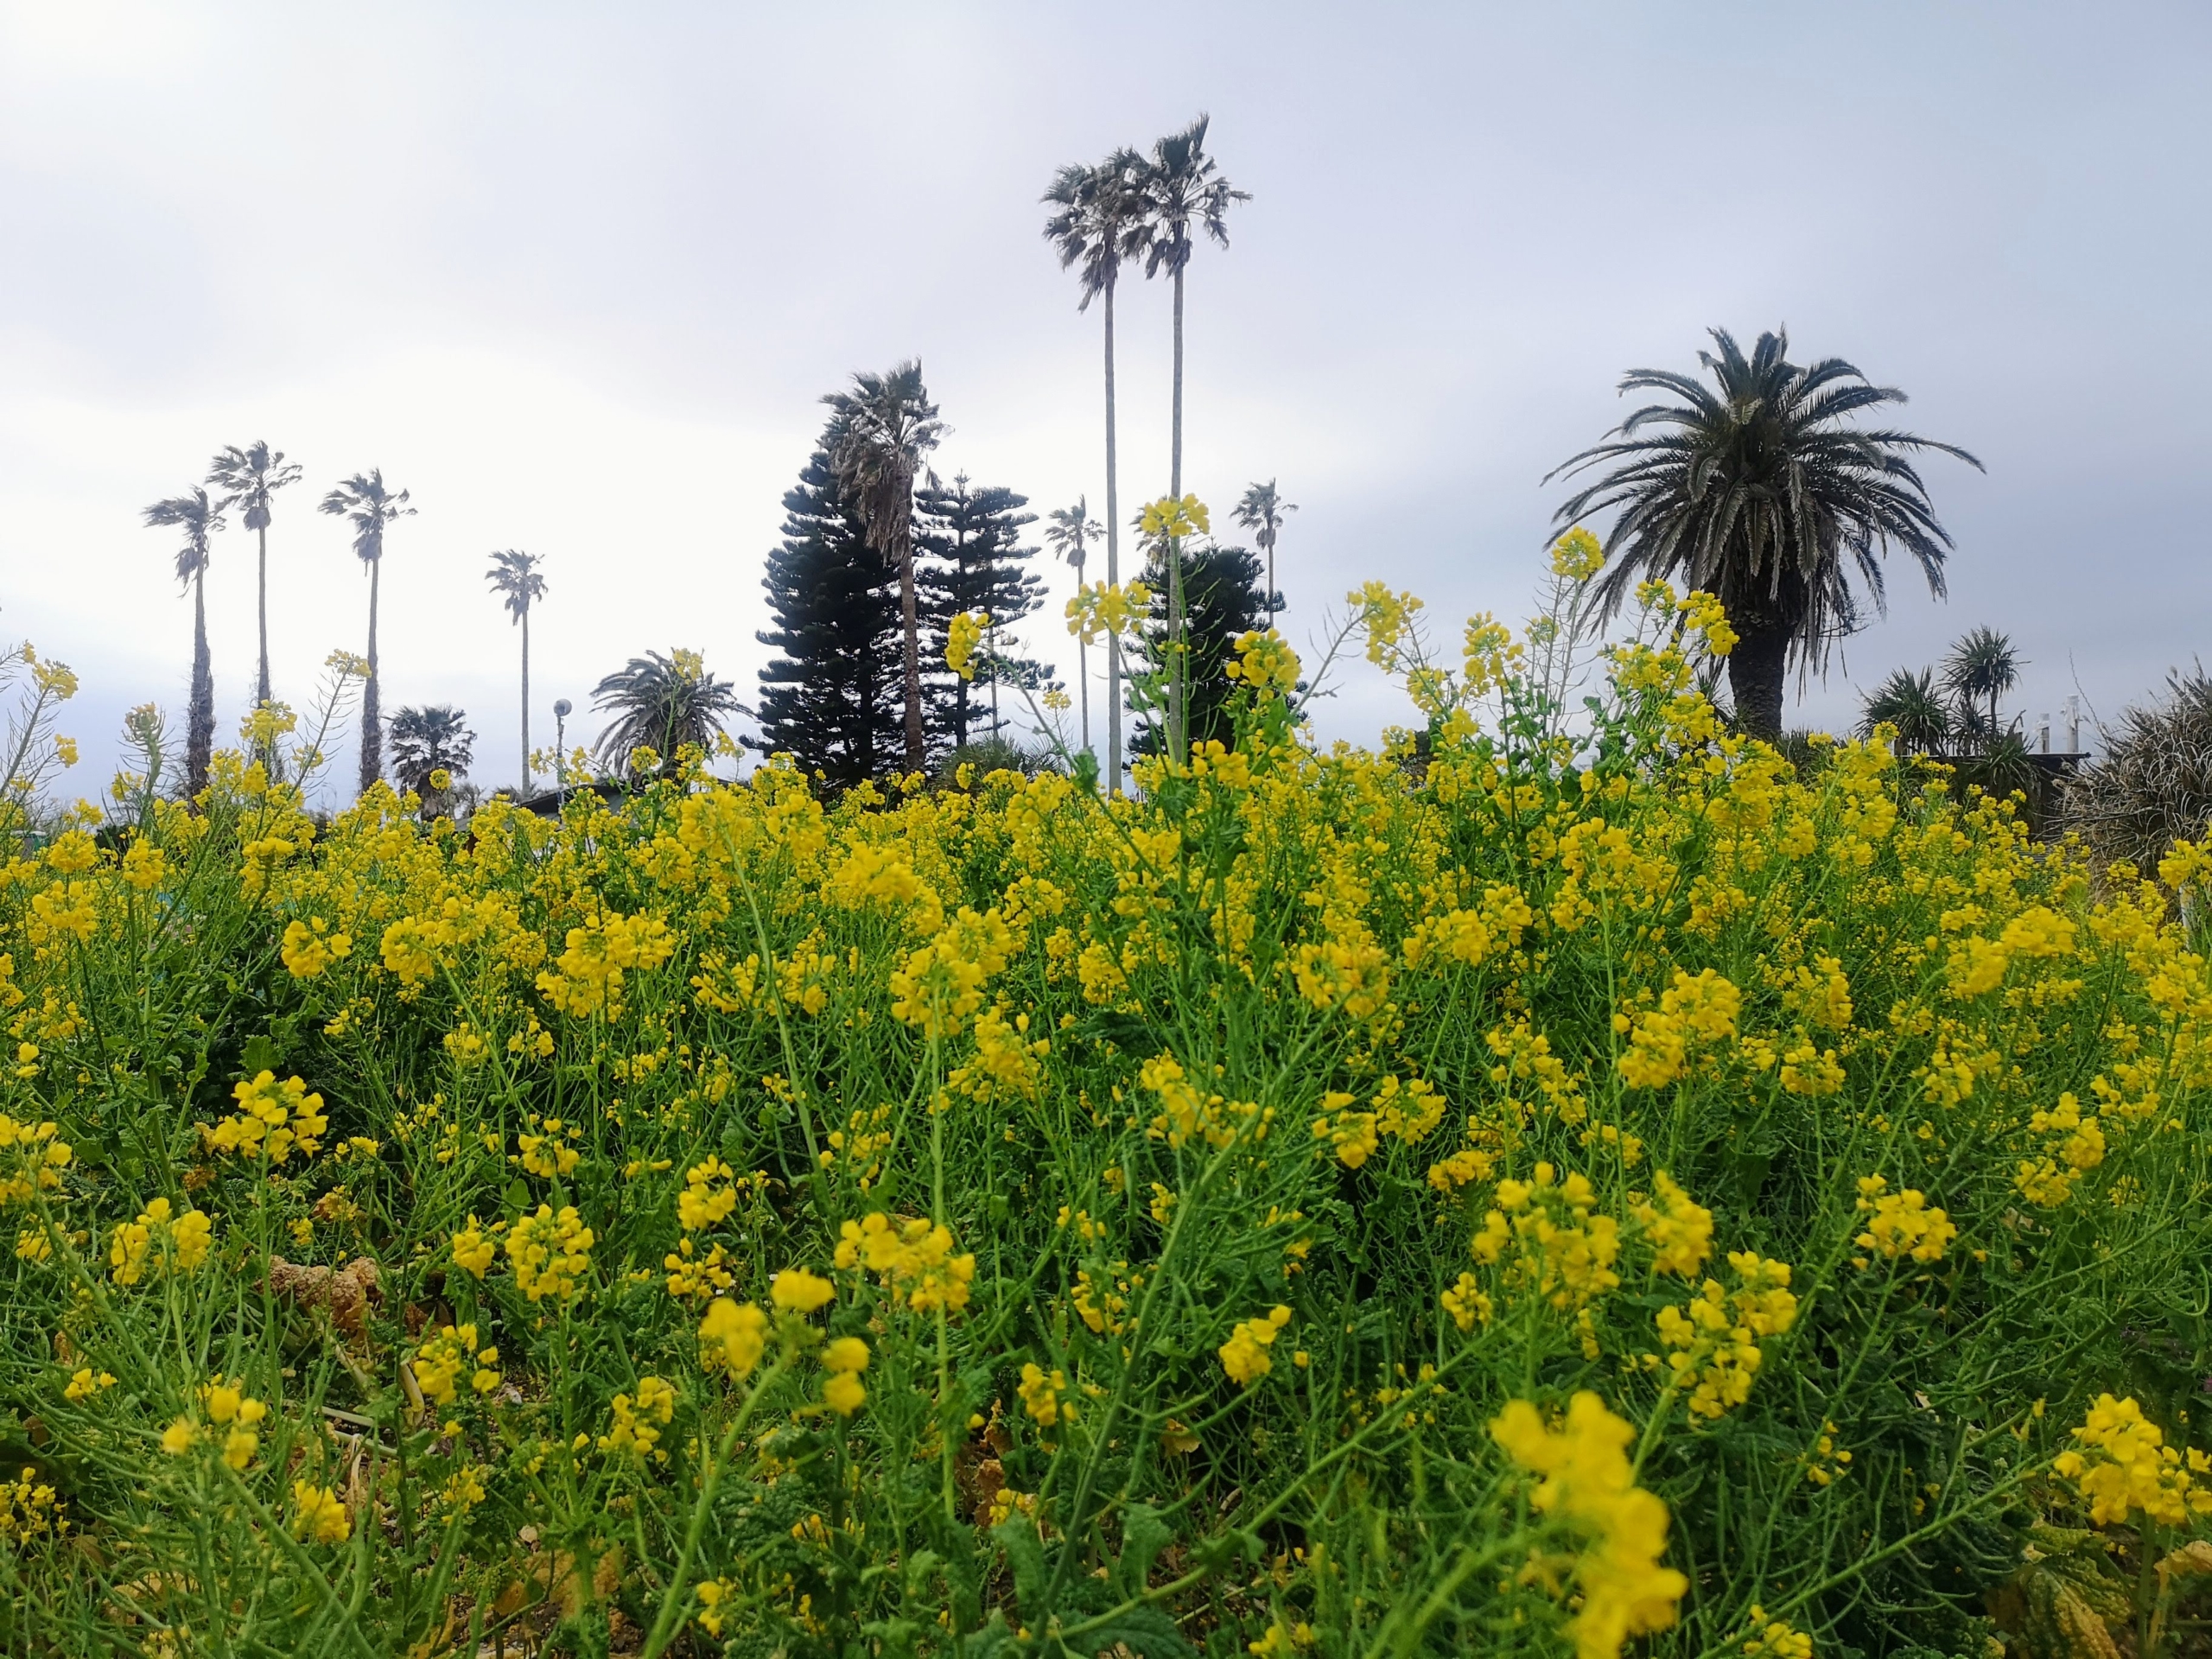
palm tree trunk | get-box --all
[519,607,532,791]
[1168,262,1187,760]
[1726,614,1789,741]
[1103,271,1122,796]
[188,571,214,798]
[255,521,271,709]
[899,536,925,771]
[1077,634,1090,753]
[359,558,382,798]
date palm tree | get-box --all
[319,470,415,796]
[486,550,548,790]
[1548,327,1981,739]
[1233,479,1295,611]
[1044,498,1103,753]
[823,363,944,772]
[142,487,226,797]
[206,441,302,709]
[1044,148,1147,791]
[591,649,746,777]
[387,704,474,816]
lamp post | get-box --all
[552,698,572,789]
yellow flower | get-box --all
[1550,526,1605,582]
[770,1268,835,1313]
[946,611,989,681]
[699,1299,768,1377]
[1218,1305,1293,1387]
[291,1480,351,1545]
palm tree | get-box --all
[1232,480,1295,611]
[823,363,944,772]
[142,487,227,797]
[1942,626,2021,741]
[1859,666,1953,756]
[387,704,475,815]
[1547,327,1982,739]
[486,550,548,791]
[1044,499,1103,753]
[318,470,415,797]
[1044,149,1147,791]
[206,441,302,709]
[1136,116,1249,502]
[590,649,746,777]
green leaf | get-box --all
[240,1034,280,1076]
[992,1514,1048,1620]
[1075,1607,1193,1658]
[1115,1502,1173,1597]
[958,1611,1017,1659]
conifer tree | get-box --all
[916,473,1049,749]
[753,442,906,788]
[1132,540,1279,757]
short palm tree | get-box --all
[486,550,548,791]
[590,649,745,777]
[387,704,474,815]
[1232,479,1295,609]
[1942,626,2022,741]
[1044,148,1147,791]
[1859,666,1953,756]
[206,441,302,709]
[1044,499,1103,753]
[823,363,944,772]
[1548,327,1982,739]
[318,471,415,797]
[142,487,226,797]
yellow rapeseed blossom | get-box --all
[505,1205,594,1302]
[1219,1306,1293,1387]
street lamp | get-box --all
[552,699,572,788]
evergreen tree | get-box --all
[915,473,1048,749]
[752,442,906,789]
[1133,541,1279,758]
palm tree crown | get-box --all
[486,548,547,623]
[1042,150,1148,311]
[1135,116,1248,288]
[823,363,945,771]
[143,489,226,588]
[591,649,745,777]
[388,704,475,803]
[1942,625,2022,737]
[1548,327,1982,738]
[319,470,413,563]
[1043,498,1099,575]
[1859,666,1953,756]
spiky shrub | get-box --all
[5,566,2212,1656]
[2059,668,2212,874]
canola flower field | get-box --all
[4,555,2212,1659]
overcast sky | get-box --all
[4,2,2208,800]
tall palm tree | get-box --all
[142,487,226,797]
[1942,626,2022,741]
[1044,148,1147,791]
[206,441,302,709]
[1135,116,1249,503]
[823,363,944,772]
[1044,498,1103,753]
[387,704,475,815]
[1232,479,1295,610]
[1548,327,1982,739]
[318,470,415,796]
[591,649,746,777]
[486,550,548,791]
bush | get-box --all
[2060,667,2212,874]
[1,585,2209,1657]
